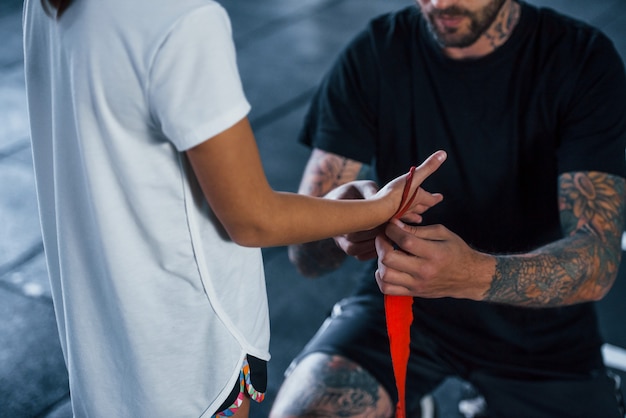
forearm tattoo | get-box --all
[300,153,363,197]
[289,152,365,277]
[283,356,388,418]
[485,172,625,307]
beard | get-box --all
[422,0,506,48]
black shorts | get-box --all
[214,355,267,417]
[290,294,624,417]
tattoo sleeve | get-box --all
[485,172,625,307]
[282,355,391,418]
[288,150,366,277]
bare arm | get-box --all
[185,117,445,248]
[376,171,625,307]
[486,171,625,306]
[287,148,368,277]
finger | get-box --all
[409,150,447,187]
[413,191,444,209]
[389,219,446,242]
[398,213,423,224]
[380,223,435,263]
[395,154,446,219]
[403,190,444,211]
[374,233,395,258]
[375,269,413,296]
[354,249,377,261]
[375,233,418,272]
[337,236,377,259]
[344,226,382,243]
[399,191,444,223]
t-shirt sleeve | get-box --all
[148,4,250,151]
[299,29,380,164]
[557,31,626,178]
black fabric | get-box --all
[295,294,622,417]
[471,371,624,418]
[247,354,267,392]
[298,1,626,376]
[294,295,456,410]
[215,382,240,416]
[214,355,267,414]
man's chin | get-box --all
[432,33,479,49]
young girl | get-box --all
[23,0,446,416]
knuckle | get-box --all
[396,235,415,252]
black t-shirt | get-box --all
[300,2,626,374]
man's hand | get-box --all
[323,180,381,260]
[375,172,626,307]
[326,169,446,261]
[374,219,494,299]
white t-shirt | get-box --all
[23,0,270,416]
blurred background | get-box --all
[1,0,625,417]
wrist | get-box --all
[473,252,497,301]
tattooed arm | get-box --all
[288,148,370,277]
[375,171,626,307]
[485,171,625,306]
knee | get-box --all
[269,352,394,418]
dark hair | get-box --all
[41,0,73,18]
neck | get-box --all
[444,0,521,60]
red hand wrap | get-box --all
[385,166,417,418]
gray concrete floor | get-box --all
[1,0,626,417]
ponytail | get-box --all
[41,0,73,18]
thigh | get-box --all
[270,352,395,417]
[270,295,456,417]
[472,369,624,418]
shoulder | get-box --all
[156,1,232,41]
[518,3,625,101]
[525,4,620,61]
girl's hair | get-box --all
[41,0,73,18]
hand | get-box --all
[374,219,494,299]
[334,227,383,261]
[375,151,447,224]
[325,148,447,259]
[323,180,382,260]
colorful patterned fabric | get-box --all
[214,357,265,417]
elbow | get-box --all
[589,245,622,302]
[573,239,622,303]
[215,202,282,247]
[222,219,274,248]
[288,245,322,278]
[578,265,619,304]
[589,271,618,302]
[287,242,346,278]
[226,227,269,248]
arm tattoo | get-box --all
[289,151,364,277]
[485,172,625,307]
[300,152,363,196]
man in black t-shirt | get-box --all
[270,1,626,417]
